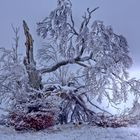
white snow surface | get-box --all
[0,124,140,140]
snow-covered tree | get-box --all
[37,0,132,105]
[0,27,27,112]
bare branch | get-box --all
[67,23,78,35]
[86,7,99,26]
[11,25,20,62]
[79,7,99,32]
[39,53,93,74]
[83,93,112,115]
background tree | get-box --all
[0,26,27,112]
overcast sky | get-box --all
[0,0,140,77]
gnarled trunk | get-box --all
[23,20,42,89]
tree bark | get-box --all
[23,20,42,89]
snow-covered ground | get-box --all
[0,124,140,140]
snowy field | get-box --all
[0,124,140,140]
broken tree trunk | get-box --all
[23,20,42,89]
